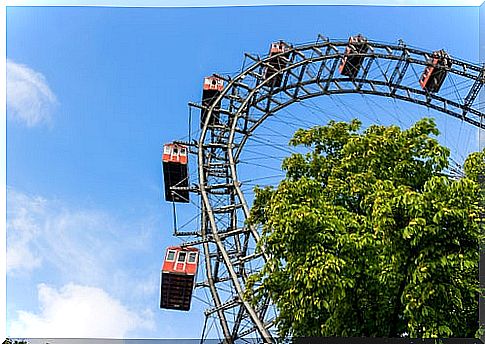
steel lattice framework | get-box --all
[170,36,485,343]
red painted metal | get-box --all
[162,143,188,165]
[203,76,224,91]
[419,50,451,93]
[269,41,290,55]
[162,246,199,276]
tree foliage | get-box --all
[247,118,484,338]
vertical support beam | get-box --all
[357,56,375,91]
[201,210,233,342]
[231,305,246,340]
[315,45,335,82]
[281,50,296,90]
[315,58,328,81]
[324,57,340,92]
[389,50,410,96]
[293,63,308,98]
[463,69,484,119]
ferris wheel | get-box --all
[159,34,485,343]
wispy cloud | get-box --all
[8,283,154,338]
[7,191,47,273]
[6,189,105,278]
[6,188,157,288]
[7,59,58,127]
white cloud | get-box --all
[7,191,47,273]
[6,188,156,286]
[7,59,58,127]
[9,283,154,338]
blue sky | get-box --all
[4,0,484,6]
[5,3,483,339]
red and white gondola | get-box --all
[160,246,199,311]
[264,41,290,87]
[419,49,451,93]
[201,76,224,128]
[162,143,189,203]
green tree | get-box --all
[247,118,483,338]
